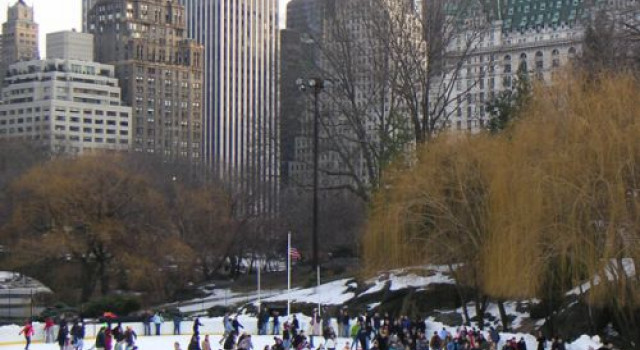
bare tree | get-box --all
[285,0,492,202]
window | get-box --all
[552,49,560,67]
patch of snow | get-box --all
[368,302,381,310]
[567,258,636,296]
[361,266,455,296]
[388,272,454,291]
[0,272,15,282]
[262,279,355,305]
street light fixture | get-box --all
[296,77,326,272]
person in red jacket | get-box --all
[104,326,113,350]
[44,317,55,343]
[19,320,35,350]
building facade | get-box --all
[46,30,94,62]
[180,0,279,213]
[283,0,413,197]
[0,32,132,155]
[437,0,640,132]
[441,0,587,132]
[0,0,39,86]
[82,0,98,33]
[88,0,204,162]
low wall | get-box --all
[0,315,325,345]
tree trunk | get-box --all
[474,295,484,330]
[449,264,471,326]
[99,259,110,296]
[80,261,98,302]
[497,300,510,332]
[461,302,471,327]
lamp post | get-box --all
[295,77,325,272]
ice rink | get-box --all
[0,335,353,350]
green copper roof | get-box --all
[447,0,608,32]
[500,0,587,31]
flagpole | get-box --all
[317,265,321,317]
[287,232,291,316]
[258,257,261,313]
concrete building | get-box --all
[46,30,93,62]
[180,0,279,213]
[88,0,204,162]
[0,31,133,155]
[0,0,39,85]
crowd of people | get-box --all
[19,317,87,350]
[15,308,616,350]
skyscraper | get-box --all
[88,0,204,162]
[180,0,279,213]
[1,0,39,85]
[81,0,97,33]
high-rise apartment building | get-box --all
[88,0,204,162]
[0,0,39,85]
[0,31,132,155]
[180,0,279,213]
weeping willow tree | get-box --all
[363,73,640,345]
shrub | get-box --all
[81,295,141,318]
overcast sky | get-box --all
[0,0,292,57]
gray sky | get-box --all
[0,0,292,57]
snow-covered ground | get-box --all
[362,266,456,296]
[170,266,456,315]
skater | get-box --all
[517,337,527,350]
[220,313,233,345]
[63,337,74,350]
[142,311,152,336]
[357,325,370,350]
[45,317,56,343]
[71,320,85,350]
[536,332,545,350]
[58,322,70,350]
[193,317,203,335]
[232,315,244,334]
[152,312,164,336]
[112,322,124,344]
[201,334,212,350]
[104,325,113,350]
[272,311,281,336]
[291,315,300,337]
[124,326,137,349]
[19,320,34,350]
[238,334,254,350]
[341,310,351,339]
[174,313,183,335]
[188,334,201,350]
[223,331,238,350]
[95,327,106,350]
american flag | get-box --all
[289,247,302,261]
